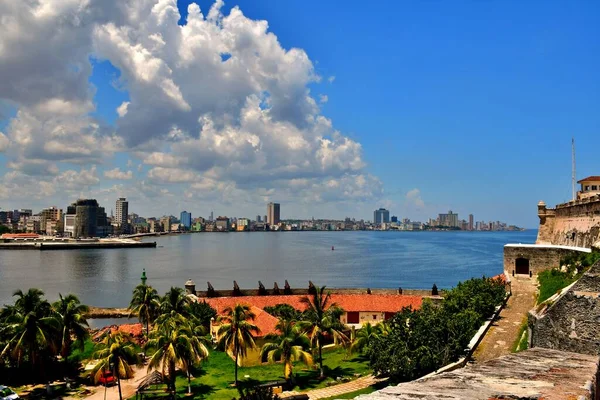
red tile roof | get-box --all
[203,294,422,315]
[248,306,278,338]
[577,176,600,183]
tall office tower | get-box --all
[115,198,128,226]
[468,214,474,231]
[180,211,192,229]
[373,208,390,224]
[267,202,281,225]
[210,211,214,221]
[256,215,262,222]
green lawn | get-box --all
[172,347,371,400]
[537,269,579,304]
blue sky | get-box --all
[0,0,598,227]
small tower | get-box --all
[185,279,196,295]
[141,268,147,286]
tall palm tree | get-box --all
[216,304,260,386]
[160,287,191,318]
[129,284,160,338]
[53,293,89,358]
[299,286,348,379]
[145,315,209,394]
[260,319,313,381]
[0,289,59,373]
[92,331,141,400]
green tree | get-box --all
[263,304,303,322]
[260,319,313,380]
[188,300,217,328]
[350,322,381,354]
[298,286,348,379]
[160,287,191,318]
[52,293,89,358]
[146,315,210,394]
[0,289,60,374]
[92,331,141,400]
[129,284,160,338]
[216,304,260,386]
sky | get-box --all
[0,0,598,227]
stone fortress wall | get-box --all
[529,260,600,356]
[537,196,600,249]
[503,244,589,276]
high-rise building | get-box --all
[180,211,192,230]
[468,214,474,231]
[115,198,128,227]
[267,202,281,225]
[373,208,390,224]
[438,210,459,228]
[40,206,63,235]
[391,215,398,223]
[209,211,214,221]
[72,199,110,238]
[256,215,261,223]
[263,215,268,223]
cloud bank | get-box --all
[0,0,382,217]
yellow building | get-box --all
[577,176,600,199]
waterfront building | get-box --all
[438,210,458,228]
[180,211,192,230]
[237,218,250,231]
[115,198,129,234]
[263,215,267,223]
[391,215,398,223]
[209,211,214,221]
[267,202,281,225]
[191,220,202,232]
[72,199,111,238]
[26,216,41,233]
[374,208,390,224]
[160,216,171,232]
[469,214,474,231]
[215,216,230,231]
[40,206,63,235]
[256,215,261,223]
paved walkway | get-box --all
[472,275,538,363]
[67,366,148,400]
[280,375,385,400]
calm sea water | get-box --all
[0,230,537,309]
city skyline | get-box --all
[0,1,598,227]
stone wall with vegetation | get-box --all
[529,261,600,356]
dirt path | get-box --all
[280,375,385,400]
[472,275,537,363]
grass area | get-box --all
[511,317,528,353]
[68,338,97,363]
[537,269,580,304]
[172,347,371,400]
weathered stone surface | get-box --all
[356,348,599,400]
[503,244,588,276]
[529,261,600,356]
[537,196,600,248]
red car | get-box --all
[98,371,116,386]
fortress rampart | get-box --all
[536,196,600,249]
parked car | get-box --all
[0,386,19,400]
[98,371,116,386]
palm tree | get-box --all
[129,284,160,338]
[299,286,348,379]
[92,331,141,400]
[350,322,380,354]
[260,319,313,381]
[53,293,89,358]
[216,304,260,386]
[0,289,60,374]
[160,287,191,318]
[145,315,209,394]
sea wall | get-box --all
[529,261,600,356]
[503,244,589,276]
[537,197,600,248]
[193,286,440,298]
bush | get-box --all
[537,269,579,304]
[263,304,303,321]
[368,277,506,382]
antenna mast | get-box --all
[572,137,576,201]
